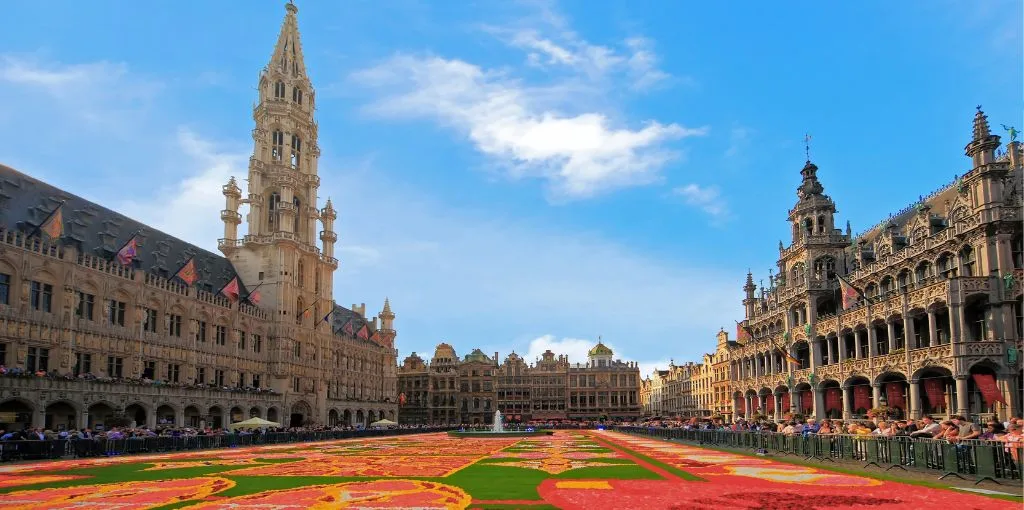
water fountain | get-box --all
[446,408,553,438]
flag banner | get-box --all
[971,373,1006,405]
[357,325,369,339]
[303,308,311,318]
[248,290,261,305]
[221,277,240,302]
[40,205,64,239]
[174,258,198,286]
[825,388,842,412]
[800,390,814,413]
[784,352,800,366]
[735,322,751,343]
[781,392,791,411]
[398,392,407,406]
[837,275,862,310]
[320,311,332,324]
[922,379,945,409]
[853,385,871,412]
[885,382,906,410]
[341,320,355,336]
[115,236,138,265]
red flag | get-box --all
[221,277,240,302]
[40,204,64,239]
[357,325,369,339]
[248,290,261,305]
[174,258,198,286]
[837,275,863,310]
[115,236,138,265]
[342,320,355,336]
[971,373,1006,405]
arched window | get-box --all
[865,283,878,299]
[915,261,934,283]
[271,130,284,161]
[292,87,303,104]
[880,276,894,295]
[960,245,976,277]
[803,218,813,236]
[817,215,826,234]
[791,263,806,286]
[274,81,285,99]
[897,269,910,290]
[1013,234,1024,269]
[813,256,836,280]
[937,253,953,277]
[290,135,301,169]
[268,192,281,228]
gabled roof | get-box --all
[330,304,382,347]
[0,164,246,295]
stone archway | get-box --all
[343,409,352,426]
[124,403,148,428]
[184,405,201,428]
[87,402,116,430]
[155,404,177,427]
[0,399,34,429]
[44,401,78,431]
[328,409,339,426]
[356,409,365,427]
[249,407,262,419]
[290,401,312,428]
[208,406,224,429]
[266,407,279,424]
[229,406,245,424]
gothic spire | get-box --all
[267,1,308,79]
[965,105,1000,167]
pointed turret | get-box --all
[268,1,308,79]
[965,105,1000,167]
[219,176,242,252]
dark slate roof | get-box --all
[0,164,247,295]
[330,304,380,346]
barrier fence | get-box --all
[0,427,457,462]
[614,426,1022,485]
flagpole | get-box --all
[112,230,140,259]
[31,200,67,238]
[243,282,264,304]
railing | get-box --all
[1,374,282,400]
[615,426,1022,482]
[0,427,458,462]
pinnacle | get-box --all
[972,105,992,141]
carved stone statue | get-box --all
[1003,124,1019,143]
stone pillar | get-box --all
[774,392,783,421]
[813,387,826,420]
[872,383,882,409]
[908,379,922,419]
[950,302,964,343]
[905,314,917,349]
[927,310,938,347]
[955,375,969,416]
[826,337,835,365]
[838,335,847,362]
[886,321,897,353]
[867,326,878,357]
[809,337,820,370]
[789,389,799,414]
[842,385,853,419]
[855,330,864,358]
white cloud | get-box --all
[624,37,671,91]
[524,335,671,380]
[352,55,707,198]
[1,55,739,371]
[673,184,729,222]
[116,128,250,251]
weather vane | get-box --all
[804,133,812,161]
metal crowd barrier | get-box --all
[0,427,457,462]
[614,426,1022,484]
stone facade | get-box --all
[0,3,399,432]
[397,342,641,424]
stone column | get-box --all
[905,314,917,349]
[927,310,938,346]
[955,375,969,416]
[855,330,864,358]
[826,337,835,365]
[872,383,882,409]
[908,379,922,419]
[789,388,799,414]
[838,335,847,362]
[842,385,853,419]
[79,411,90,430]
[813,387,826,420]
[950,302,964,343]
[887,321,897,353]
[809,337,820,370]
[867,326,878,357]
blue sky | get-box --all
[0,0,1020,376]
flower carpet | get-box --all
[0,430,1013,509]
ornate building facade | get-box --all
[0,3,399,432]
[396,342,641,424]
[728,109,1022,422]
